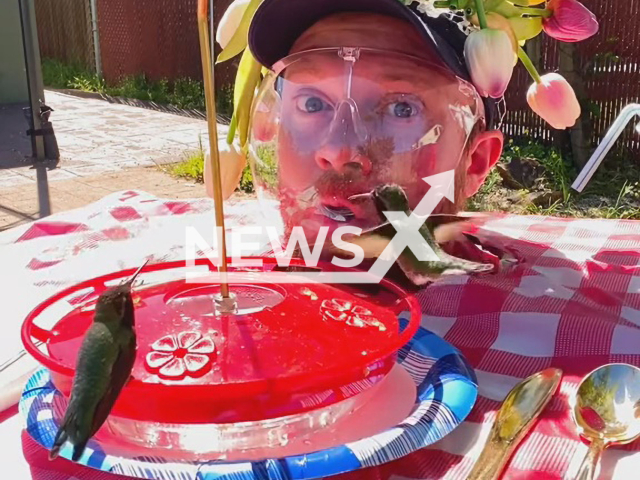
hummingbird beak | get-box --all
[122,259,150,288]
[347,191,374,202]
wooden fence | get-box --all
[95,0,237,91]
[35,0,640,161]
[503,0,640,160]
[35,0,94,70]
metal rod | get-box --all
[197,0,230,297]
[35,164,52,217]
[19,0,52,218]
[18,0,45,161]
[90,0,102,78]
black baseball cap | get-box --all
[248,0,500,129]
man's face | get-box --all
[249,13,500,249]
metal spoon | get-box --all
[570,363,640,480]
[467,368,563,480]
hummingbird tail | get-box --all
[72,440,89,462]
[49,428,68,461]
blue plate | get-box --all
[20,318,477,480]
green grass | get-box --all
[170,143,206,183]
[41,58,233,117]
[468,138,640,220]
[167,137,255,193]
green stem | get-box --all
[517,46,542,83]
[515,6,552,17]
[474,0,489,29]
[226,114,237,144]
[433,1,450,8]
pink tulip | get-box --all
[543,0,599,42]
[526,73,581,129]
[464,28,515,98]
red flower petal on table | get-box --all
[151,335,178,352]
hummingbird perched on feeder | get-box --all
[49,261,148,462]
[342,184,498,286]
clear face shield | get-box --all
[247,46,485,254]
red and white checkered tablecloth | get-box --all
[3,190,640,480]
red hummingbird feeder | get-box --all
[21,258,421,426]
[19,0,422,458]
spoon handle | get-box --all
[466,437,514,480]
[574,438,605,480]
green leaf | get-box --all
[215,0,263,64]
[233,47,263,147]
[509,16,542,41]
[226,113,238,145]
[485,0,521,18]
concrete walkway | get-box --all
[0,90,228,230]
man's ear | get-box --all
[463,129,504,198]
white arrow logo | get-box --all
[185,170,456,284]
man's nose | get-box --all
[314,101,372,175]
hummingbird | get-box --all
[340,184,497,285]
[49,261,148,462]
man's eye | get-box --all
[388,101,417,118]
[296,96,329,113]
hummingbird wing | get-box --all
[50,323,117,461]
[326,222,397,260]
[89,330,136,439]
[347,223,397,259]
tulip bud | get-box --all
[464,28,515,98]
[543,0,599,43]
[216,0,251,49]
[204,141,247,200]
[526,73,581,129]
[470,13,519,65]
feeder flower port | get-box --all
[320,298,387,331]
[146,331,216,379]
